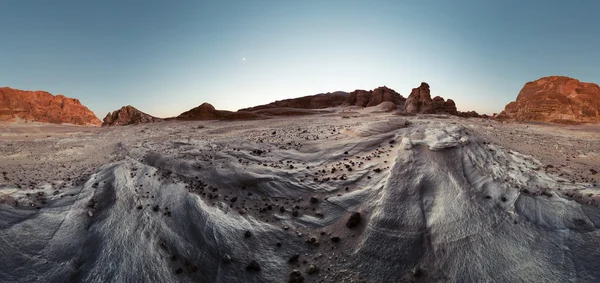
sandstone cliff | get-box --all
[496,76,600,124]
[102,105,161,127]
[0,87,101,125]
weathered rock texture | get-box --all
[102,105,161,127]
[496,76,600,124]
[342,86,406,107]
[404,83,457,114]
[0,87,101,125]
[238,92,349,112]
[178,103,261,121]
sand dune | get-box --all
[1,112,599,282]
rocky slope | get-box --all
[178,103,261,121]
[496,76,600,124]
[403,82,457,115]
[102,105,162,127]
[238,92,349,112]
[0,87,101,126]
[342,86,406,107]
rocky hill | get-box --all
[178,103,261,121]
[496,76,600,124]
[0,87,101,125]
[238,91,349,112]
[342,86,406,107]
[102,105,162,127]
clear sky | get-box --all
[1,0,599,118]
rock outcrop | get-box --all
[102,105,161,127]
[496,76,600,124]
[0,87,101,126]
[238,92,349,112]
[178,103,261,121]
[404,83,434,114]
[342,86,406,107]
[404,83,457,114]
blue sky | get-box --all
[1,0,599,118]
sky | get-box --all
[1,0,599,118]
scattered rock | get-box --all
[306,264,319,275]
[288,254,300,263]
[289,269,305,283]
[346,212,362,228]
[246,260,261,272]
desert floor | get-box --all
[1,109,599,282]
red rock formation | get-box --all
[178,103,262,121]
[238,92,349,112]
[343,86,406,107]
[432,96,458,115]
[404,83,457,114]
[404,83,434,114]
[102,105,161,127]
[0,87,101,125]
[496,76,600,124]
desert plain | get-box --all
[1,107,599,282]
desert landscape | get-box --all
[1,76,600,282]
[2,1,600,282]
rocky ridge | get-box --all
[342,86,406,107]
[0,87,101,126]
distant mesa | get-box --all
[496,76,600,124]
[238,91,349,112]
[102,105,161,127]
[0,87,101,126]
[177,102,262,121]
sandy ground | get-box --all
[0,110,599,282]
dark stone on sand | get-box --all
[288,254,300,263]
[289,269,305,283]
[306,264,319,275]
[346,212,361,228]
[244,230,252,238]
[246,260,261,272]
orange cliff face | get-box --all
[0,87,101,126]
[496,76,600,124]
